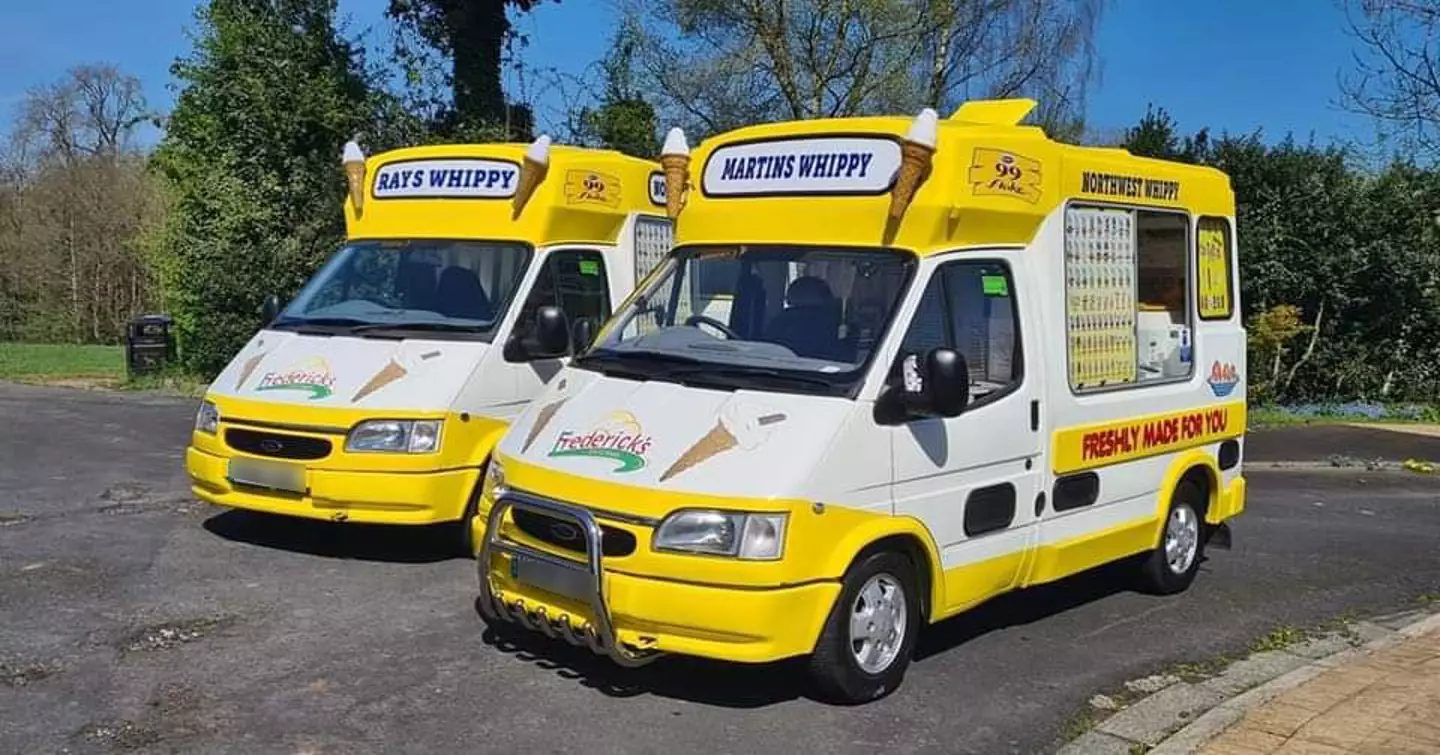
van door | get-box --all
[886,254,1043,614]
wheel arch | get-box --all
[823,516,946,623]
[1151,450,1222,543]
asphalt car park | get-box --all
[2,383,1437,754]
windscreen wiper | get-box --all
[346,322,485,336]
[270,316,370,335]
[665,365,841,392]
[574,350,704,380]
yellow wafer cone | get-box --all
[345,162,365,211]
[661,154,689,218]
[522,397,568,453]
[235,352,266,390]
[351,359,408,403]
[660,421,737,482]
[889,141,934,219]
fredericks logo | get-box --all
[255,357,337,400]
[548,411,653,473]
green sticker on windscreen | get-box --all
[578,260,600,276]
[982,275,1008,296]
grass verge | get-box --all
[0,342,207,397]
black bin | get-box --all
[126,314,176,376]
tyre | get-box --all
[1137,479,1207,595]
[808,549,921,704]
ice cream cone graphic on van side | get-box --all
[660,400,788,482]
[521,379,569,453]
[350,349,442,403]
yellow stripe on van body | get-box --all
[1051,401,1246,475]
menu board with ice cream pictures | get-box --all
[1064,206,1138,389]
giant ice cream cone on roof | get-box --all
[889,108,939,219]
[660,127,690,219]
[660,400,787,482]
[343,140,366,213]
[512,135,551,216]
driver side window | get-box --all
[515,249,612,340]
[892,260,1023,401]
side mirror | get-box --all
[571,317,597,352]
[920,347,970,418]
[530,305,571,359]
[261,294,281,323]
[877,347,970,424]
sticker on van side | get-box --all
[1052,401,1246,474]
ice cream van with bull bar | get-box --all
[471,99,1247,702]
[185,136,675,552]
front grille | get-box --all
[225,428,332,461]
[511,507,637,557]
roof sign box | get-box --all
[372,158,520,199]
[701,136,902,197]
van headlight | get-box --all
[653,510,787,560]
[194,400,219,435]
[345,419,442,453]
[482,459,506,499]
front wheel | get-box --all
[808,550,921,704]
[1137,480,1206,594]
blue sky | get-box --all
[0,0,1376,149]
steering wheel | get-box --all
[684,314,740,340]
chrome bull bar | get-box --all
[476,490,660,667]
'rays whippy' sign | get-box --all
[701,137,902,197]
[372,158,520,199]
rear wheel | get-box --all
[808,549,921,704]
[1138,479,1206,594]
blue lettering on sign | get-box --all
[721,151,874,184]
[373,161,520,197]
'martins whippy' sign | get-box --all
[701,137,902,197]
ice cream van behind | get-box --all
[185,136,675,551]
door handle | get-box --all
[1030,400,1040,431]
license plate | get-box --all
[227,457,306,494]
[511,553,592,603]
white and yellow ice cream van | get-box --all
[185,137,675,551]
[471,99,1247,702]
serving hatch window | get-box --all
[1064,206,1193,391]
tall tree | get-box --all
[624,0,1103,138]
[1340,0,1440,162]
[0,65,159,343]
[151,0,370,374]
[386,0,551,136]
[573,19,660,158]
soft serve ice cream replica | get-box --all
[185,133,676,552]
[473,98,1248,703]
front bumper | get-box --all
[187,446,480,525]
[476,490,839,665]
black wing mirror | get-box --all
[876,347,970,424]
[261,294,281,323]
[507,305,572,362]
[920,347,970,418]
[571,317,597,352]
